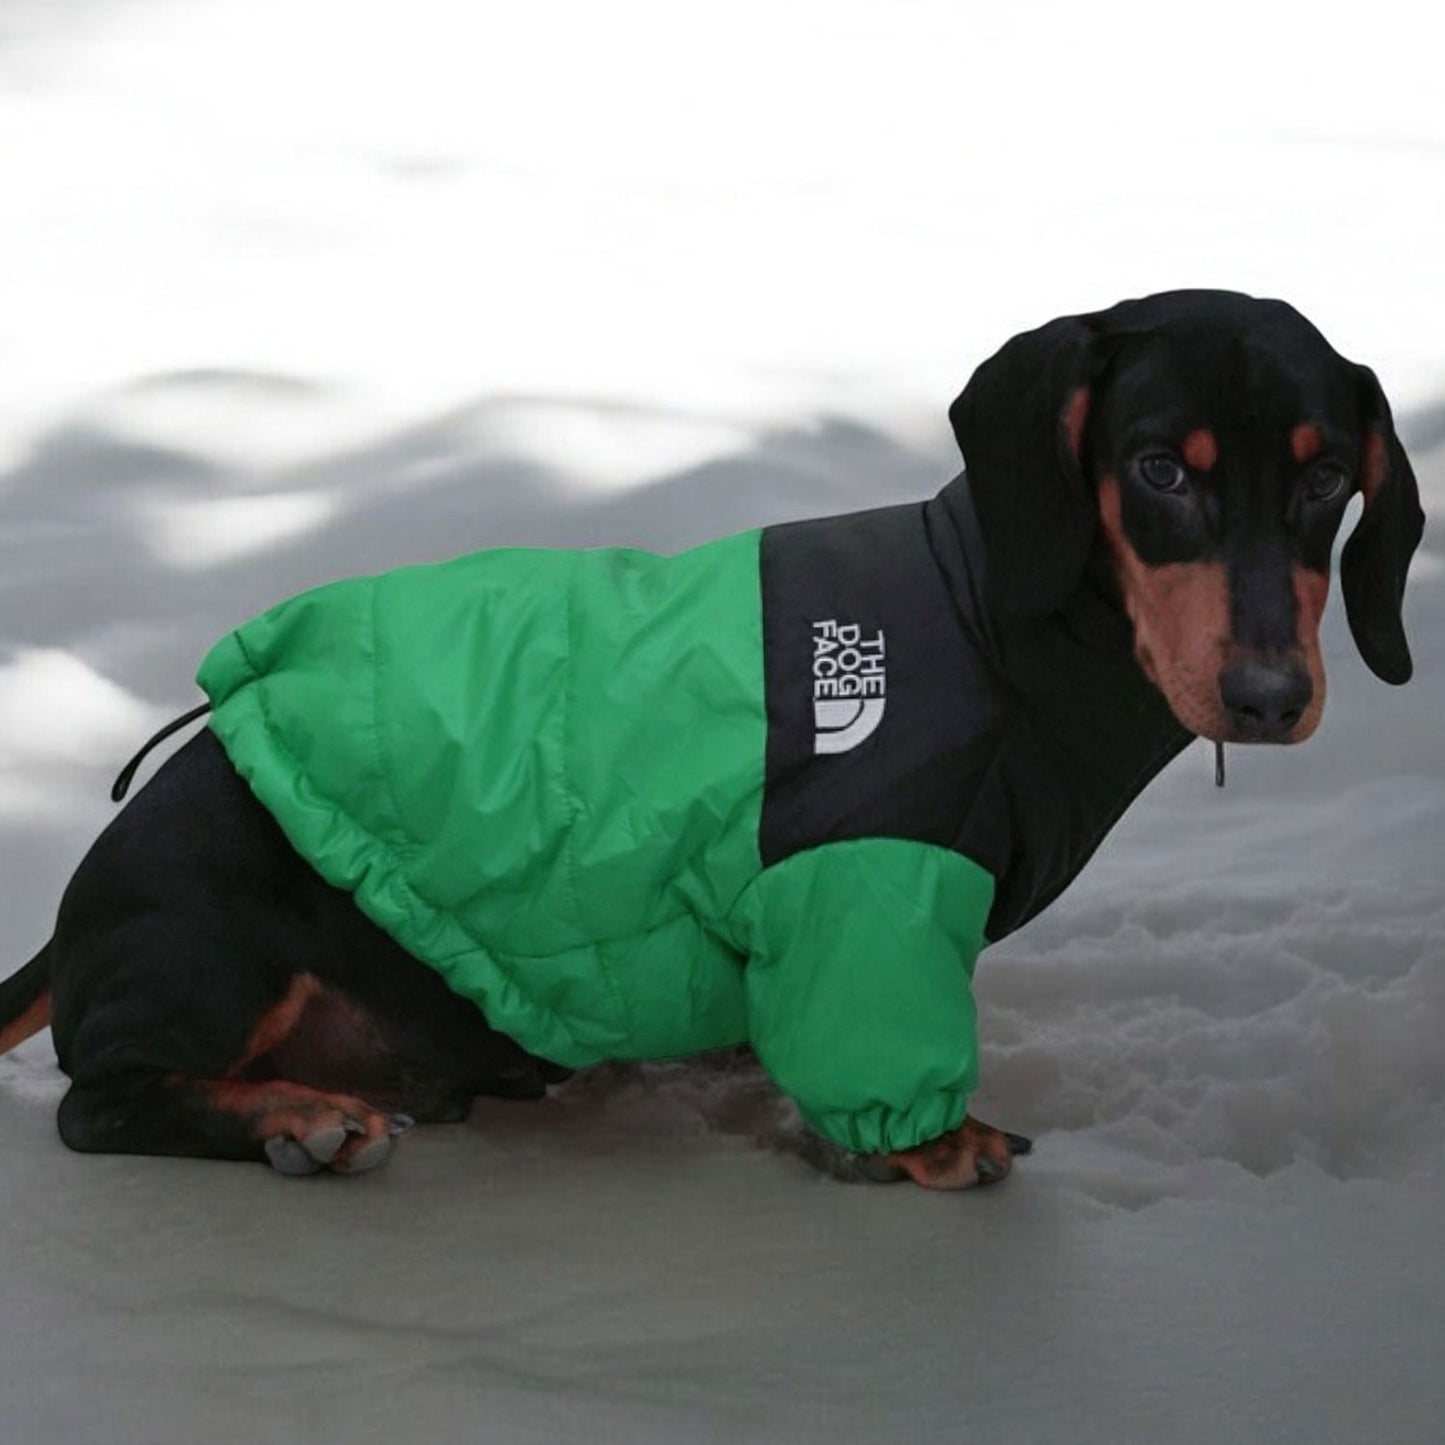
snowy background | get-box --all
[2,2,1443,1440]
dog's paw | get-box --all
[884,1116,1030,1191]
[771,1110,1031,1189]
[263,1111,413,1176]
[237,1082,413,1177]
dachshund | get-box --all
[0,290,1423,1190]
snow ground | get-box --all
[3,3,1444,1442]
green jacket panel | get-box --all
[199,533,766,1068]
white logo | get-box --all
[812,619,886,754]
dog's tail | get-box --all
[0,944,52,1057]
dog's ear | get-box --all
[948,314,1108,617]
[1341,366,1424,684]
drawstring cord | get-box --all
[111,702,212,802]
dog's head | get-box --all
[950,289,1424,743]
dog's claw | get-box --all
[388,1114,415,1136]
[1005,1131,1033,1156]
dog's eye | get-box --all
[1304,461,1350,503]
[1138,453,1187,493]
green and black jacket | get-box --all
[198,476,1188,1155]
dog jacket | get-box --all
[198,477,1188,1154]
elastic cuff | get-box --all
[802,1090,970,1155]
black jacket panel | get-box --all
[759,474,1190,940]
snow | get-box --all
[2,2,1444,1441]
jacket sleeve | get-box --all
[728,838,995,1155]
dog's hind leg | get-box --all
[57,1072,413,1175]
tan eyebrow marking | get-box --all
[1181,428,1218,472]
[1291,423,1323,463]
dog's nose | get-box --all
[1219,661,1313,741]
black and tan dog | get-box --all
[0,290,1423,1189]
